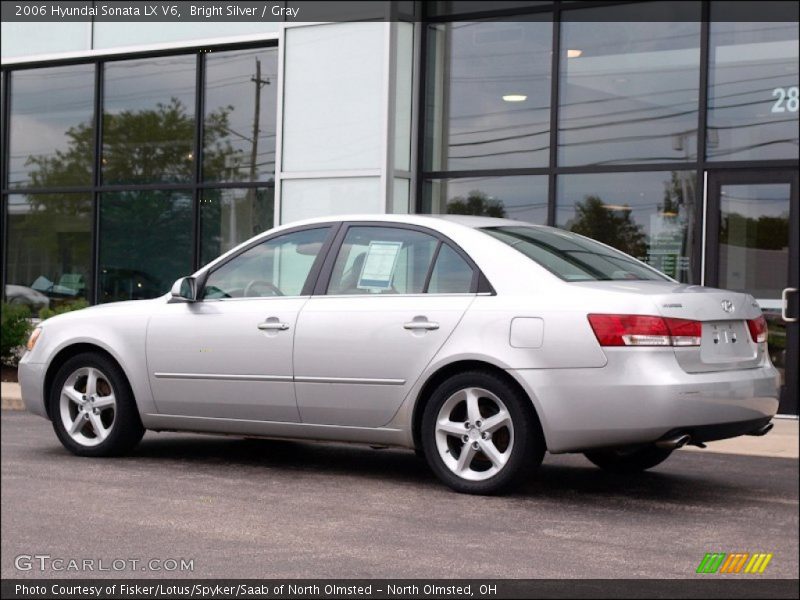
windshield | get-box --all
[482,226,670,282]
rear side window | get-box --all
[427,244,474,293]
[327,227,438,295]
[325,226,477,295]
[482,226,669,282]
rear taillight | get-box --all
[747,315,768,344]
[587,314,702,347]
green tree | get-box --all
[26,98,234,187]
[446,190,507,218]
[568,195,647,258]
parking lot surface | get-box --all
[2,410,798,579]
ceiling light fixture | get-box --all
[502,94,527,102]
[567,49,583,58]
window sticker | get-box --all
[357,241,403,290]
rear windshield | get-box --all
[481,226,669,282]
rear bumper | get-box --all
[509,348,780,453]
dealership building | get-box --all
[0,1,797,413]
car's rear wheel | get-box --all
[421,371,544,495]
[583,445,673,473]
[49,353,144,457]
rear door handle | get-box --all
[258,318,290,331]
[403,319,439,331]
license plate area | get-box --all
[700,321,756,363]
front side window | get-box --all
[483,226,670,282]
[202,227,330,299]
[326,227,441,295]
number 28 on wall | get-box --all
[771,86,799,113]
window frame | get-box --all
[312,221,492,297]
[196,223,340,301]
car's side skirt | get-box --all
[141,413,410,447]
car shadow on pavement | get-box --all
[35,432,755,505]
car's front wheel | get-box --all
[421,371,545,495]
[49,352,144,457]
[583,445,673,473]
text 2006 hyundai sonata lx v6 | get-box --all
[19,215,779,494]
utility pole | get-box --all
[249,58,271,184]
[241,57,270,237]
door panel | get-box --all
[147,299,304,420]
[705,170,798,414]
[145,225,335,421]
[293,295,474,427]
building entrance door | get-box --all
[705,170,799,415]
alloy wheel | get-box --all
[434,386,514,481]
[59,366,117,447]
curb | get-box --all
[1,382,24,411]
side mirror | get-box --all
[170,276,197,302]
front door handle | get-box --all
[403,319,439,331]
[258,318,290,331]
[782,287,798,323]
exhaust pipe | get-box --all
[656,433,691,449]
[747,422,774,437]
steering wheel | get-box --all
[243,280,284,297]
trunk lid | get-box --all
[574,281,766,373]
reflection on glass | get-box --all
[423,176,548,223]
[9,65,95,188]
[425,19,552,171]
[556,171,696,282]
[203,227,330,299]
[103,56,196,185]
[6,194,92,314]
[204,48,278,183]
[200,187,275,264]
[718,183,790,298]
[559,3,700,166]
[99,191,192,303]
[707,18,799,161]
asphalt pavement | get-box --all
[2,410,798,579]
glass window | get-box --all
[103,55,196,185]
[327,227,439,295]
[202,227,331,299]
[707,17,799,161]
[423,175,548,223]
[483,226,670,282]
[204,47,278,183]
[425,19,552,171]
[558,2,701,166]
[428,244,475,293]
[282,23,384,171]
[6,194,92,315]
[99,191,193,303]
[9,65,95,188]
[718,183,791,298]
[424,2,551,18]
[200,187,274,265]
[556,171,696,282]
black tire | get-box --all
[584,445,673,474]
[49,352,145,457]
[421,370,545,495]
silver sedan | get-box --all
[18,215,780,494]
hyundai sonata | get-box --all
[18,215,779,494]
